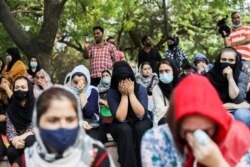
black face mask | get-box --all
[168,44,175,50]
[220,62,235,71]
[14,90,28,101]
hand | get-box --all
[81,120,92,130]
[37,80,47,89]
[0,78,10,91]
[77,79,86,94]
[223,103,236,110]
[222,66,233,79]
[11,136,25,149]
[118,80,127,95]
[125,79,134,96]
[82,38,90,49]
[186,133,229,167]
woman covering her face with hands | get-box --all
[107,61,152,167]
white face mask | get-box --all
[159,73,174,84]
[102,77,111,84]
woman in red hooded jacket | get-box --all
[141,74,250,167]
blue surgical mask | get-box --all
[159,73,174,84]
[102,77,111,84]
[30,62,38,68]
[40,126,79,153]
[70,85,79,96]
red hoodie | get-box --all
[172,74,250,167]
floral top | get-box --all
[141,124,250,167]
[6,113,33,140]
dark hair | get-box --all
[93,26,104,33]
[71,72,86,81]
[6,47,21,72]
[27,57,41,78]
[101,70,111,78]
[140,61,151,70]
[36,87,78,124]
[141,35,150,44]
[231,11,240,18]
[0,77,10,105]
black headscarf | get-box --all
[206,47,241,103]
[6,47,21,72]
[158,58,180,99]
[7,76,35,131]
[110,61,138,122]
[27,57,41,78]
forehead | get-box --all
[31,57,37,61]
[181,115,215,128]
[232,13,240,19]
[142,64,151,69]
[15,78,28,86]
[44,98,76,116]
[94,29,102,34]
[221,51,236,59]
[159,63,172,70]
[72,75,85,80]
[102,72,110,76]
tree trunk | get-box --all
[0,0,67,73]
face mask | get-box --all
[40,126,79,153]
[220,62,235,72]
[70,85,79,96]
[102,78,111,84]
[6,55,12,62]
[30,62,38,68]
[168,44,175,50]
[159,73,174,84]
[14,90,28,101]
[232,23,241,29]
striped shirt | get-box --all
[88,42,117,78]
[228,26,250,60]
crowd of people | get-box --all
[0,11,250,167]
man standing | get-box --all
[138,35,162,73]
[83,26,117,86]
[224,12,250,64]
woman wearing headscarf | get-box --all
[2,47,27,80]
[27,57,41,83]
[152,58,180,126]
[206,47,250,127]
[164,36,190,71]
[136,61,158,117]
[107,61,152,167]
[6,76,36,167]
[33,69,53,98]
[190,53,213,75]
[97,70,112,124]
[24,86,114,167]
[141,75,250,167]
[68,65,107,143]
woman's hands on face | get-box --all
[77,79,86,94]
[118,80,127,95]
[186,133,229,167]
[125,79,134,96]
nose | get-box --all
[59,119,68,129]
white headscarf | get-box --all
[33,69,53,98]
[69,65,98,98]
[25,85,105,167]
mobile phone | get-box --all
[84,34,90,43]
[193,129,210,145]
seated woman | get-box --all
[190,53,213,75]
[97,70,113,124]
[25,86,113,167]
[68,65,106,143]
[128,60,139,77]
[206,47,250,127]
[33,69,53,98]
[152,58,179,126]
[6,76,36,167]
[27,57,41,83]
[107,61,152,167]
[2,48,27,80]
[141,75,250,167]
